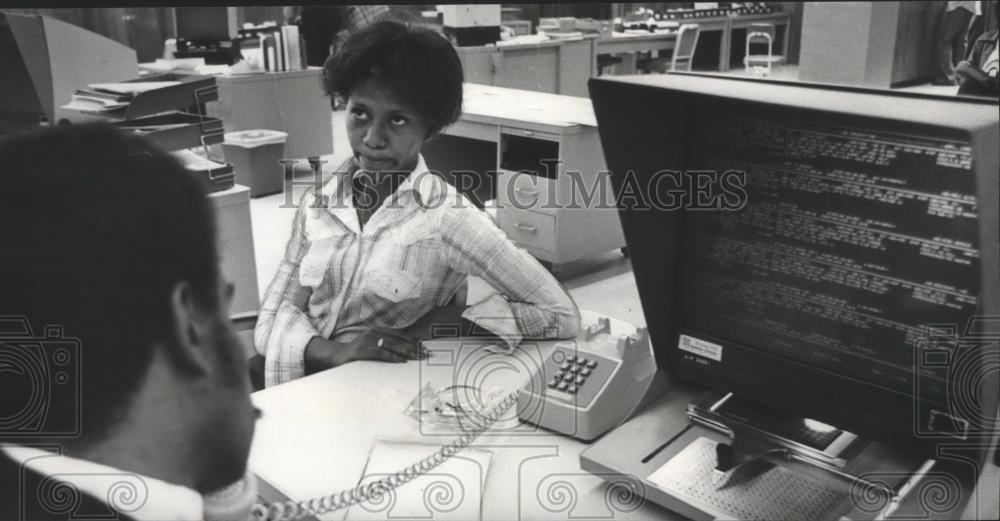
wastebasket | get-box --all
[222,129,288,197]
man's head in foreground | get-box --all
[0,123,255,493]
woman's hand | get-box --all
[956,61,989,85]
[304,328,424,374]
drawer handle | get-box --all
[514,223,538,233]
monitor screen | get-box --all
[175,7,233,42]
[589,74,999,449]
[677,103,978,395]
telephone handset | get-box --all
[242,393,519,521]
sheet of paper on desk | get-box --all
[169,149,228,172]
[88,81,182,96]
[62,96,129,112]
[346,439,492,521]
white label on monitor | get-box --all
[678,335,723,361]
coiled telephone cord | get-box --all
[250,391,519,521]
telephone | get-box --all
[516,317,671,441]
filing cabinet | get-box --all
[430,84,625,267]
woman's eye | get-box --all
[351,109,369,121]
[390,115,408,126]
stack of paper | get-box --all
[63,81,182,113]
[169,148,227,172]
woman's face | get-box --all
[346,76,432,173]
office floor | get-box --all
[247,110,647,330]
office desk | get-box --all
[422,83,626,266]
[248,313,680,521]
[210,184,258,317]
[611,12,791,73]
[208,68,333,161]
[593,31,677,75]
[249,302,999,521]
[209,184,260,356]
[456,39,593,98]
[136,66,334,160]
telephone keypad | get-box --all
[544,348,618,407]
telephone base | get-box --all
[516,318,671,441]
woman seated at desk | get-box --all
[254,19,580,387]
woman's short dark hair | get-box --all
[322,18,464,134]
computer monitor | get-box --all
[0,12,136,132]
[588,73,999,454]
[174,7,237,42]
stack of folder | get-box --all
[61,74,234,193]
[239,23,304,72]
[64,81,182,113]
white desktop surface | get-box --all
[248,312,681,521]
[248,307,1000,521]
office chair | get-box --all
[239,280,469,391]
[744,22,784,76]
[637,24,700,74]
[670,24,701,72]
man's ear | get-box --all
[166,280,213,377]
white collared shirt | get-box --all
[1,444,203,521]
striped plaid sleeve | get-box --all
[254,190,321,387]
[438,195,581,348]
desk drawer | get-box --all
[497,169,559,211]
[498,208,556,253]
[444,119,497,142]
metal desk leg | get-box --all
[718,24,731,72]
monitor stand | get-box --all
[580,384,980,521]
